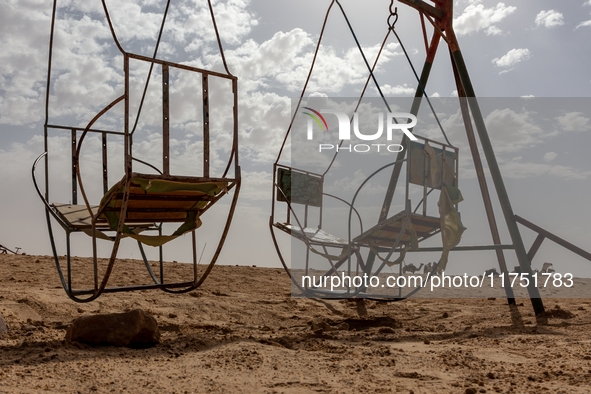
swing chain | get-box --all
[388,0,399,30]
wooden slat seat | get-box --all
[100,173,232,224]
[353,211,441,249]
[52,203,154,230]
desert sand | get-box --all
[1,253,590,393]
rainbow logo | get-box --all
[302,107,328,132]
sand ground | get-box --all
[1,254,590,393]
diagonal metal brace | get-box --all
[397,0,443,20]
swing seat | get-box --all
[52,174,230,230]
[273,166,355,249]
[273,223,350,247]
[52,203,105,229]
[353,211,441,250]
[99,173,230,224]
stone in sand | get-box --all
[65,309,160,348]
[0,313,7,339]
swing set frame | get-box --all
[270,0,591,315]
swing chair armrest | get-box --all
[132,157,163,175]
[32,152,70,230]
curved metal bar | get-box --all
[323,193,364,235]
[413,187,435,213]
[222,140,237,179]
[270,218,337,297]
[131,0,172,137]
[334,0,392,114]
[206,0,233,77]
[45,210,97,302]
[44,0,57,128]
[271,182,364,298]
[275,0,336,164]
[371,211,409,277]
[75,94,125,220]
[101,0,125,54]
[343,157,449,300]
[137,241,161,285]
[132,157,163,175]
[83,170,132,300]
[35,152,101,302]
[346,158,407,270]
[323,27,393,177]
[43,0,59,203]
[32,153,69,230]
[35,153,97,302]
[159,169,242,293]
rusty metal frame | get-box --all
[269,1,588,314]
[33,0,241,302]
[378,0,546,313]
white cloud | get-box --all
[378,84,415,96]
[454,2,517,36]
[493,48,531,67]
[484,108,546,153]
[325,169,386,196]
[0,0,258,127]
[500,157,591,180]
[543,152,557,162]
[535,10,564,28]
[577,1,591,28]
[555,112,591,132]
[486,26,502,35]
[239,171,272,201]
[0,1,56,125]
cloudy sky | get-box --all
[1,0,590,280]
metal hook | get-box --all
[388,0,399,30]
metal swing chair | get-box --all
[270,0,463,300]
[32,0,240,302]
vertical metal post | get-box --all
[449,49,516,304]
[124,54,131,177]
[71,129,77,204]
[319,175,324,229]
[192,231,198,282]
[102,132,108,194]
[162,64,170,175]
[232,78,239,170]
[422,147,427,216]
[202,74,210,177]
[449,48,544,315]
[66,231,72,291]
[159,224,164,284]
